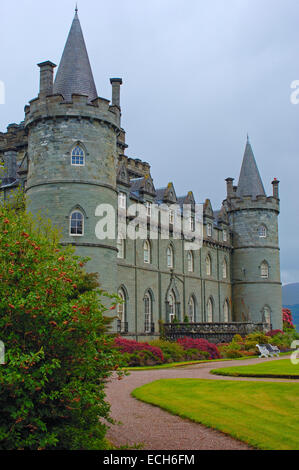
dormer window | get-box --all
[207,223,212,237]
[258,225,267,238]
[190,216,195,232]
[169,209,174,225]
[71,146,85,166]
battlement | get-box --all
[118,154,151,179]
[0,122,27,153]
[225,194,280,213]
[24,93,121,131]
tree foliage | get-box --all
[0,191,125,450]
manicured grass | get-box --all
[123,352,290,371]
[132,379,299,450]
[211,359,299,379]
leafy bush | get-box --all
[149,339,185,363]
[177,337,220,359]
[266,329,284,337]
[184,348,210,361]
[124,350,163,367]
[114,337,164,363]
[0,192,125,450]
[283,308,295,331]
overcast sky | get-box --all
[1,0,298,285]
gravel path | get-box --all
[105,356,293,450]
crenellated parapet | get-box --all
[224,194,280,214]
[24,93,121,133]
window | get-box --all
[223,230,228,242]
[207,223,212,237]
[118,192,127,210]
[144,292,152,333]
[167,245,174,268]
[70,211,84,236]
[117,288,127,332]
[146,201,152,217]
[187,251,194,272]
[144,240,151,264]
[117,237,125,259]
[259,225,267,238]
[206,255,212,276]
[190,216,195,232]
[263,306,271,326]
[71,146,85,166]
[169,209,174,225]
[188,296,195,323]
[224,300,229,323]
[207,298,213,323]
[261,261,269,279]
[168,291,176,323]
[223,258,228,279]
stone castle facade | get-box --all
[0,10,282,340]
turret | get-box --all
[25,9,120,295]
[224,138,282,330]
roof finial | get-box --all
[247,133,250,143]
[75,3,78,14]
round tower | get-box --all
[24,11,120,294]
[224,139,282,330]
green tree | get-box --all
[0,191,125,450]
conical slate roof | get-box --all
[236,139,266,198]
[53,10,98,102]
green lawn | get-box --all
[211,359,299,379]
[132,379,299,450]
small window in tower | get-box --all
[260,261,269,279]
[70,211,84,236]
[71,146,85,166]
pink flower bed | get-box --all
[177,337,220,359]
[283,308,295,330]
[114,337,164,362]
[266,329,284,337]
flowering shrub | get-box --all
[0,191,125,450]
[177,337,220,359]
[283,308,295,331]
[114,337,164,362]
[266,329,284,337]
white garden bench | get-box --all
[256,344,280,358]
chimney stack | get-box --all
[110,78,123,107]
[225,177,235,199]
[272,178,280,199]
[38,61,56,97]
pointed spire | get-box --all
[236,138,266,199]
[53,10,98,103]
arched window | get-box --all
[207,297,213,323]
[263,306,271,326]
[188,296,195,323]
[224,299,229,323]
[71,145,85,166]
[167,245,174,268]
[117,237,125,259]
[168,291,176,322]
[70,210,84,236]
[187,251,194,272]
[206,254,212,276]
[117,288,127,333]
[144,292,152,333]
[258,225,267,238]
[144,240,151,264]
[223,258,228,279]
[261,261,269,279]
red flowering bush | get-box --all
[283,308,295,330]
[177,337,220,359]
[0,191,125,450]
[114,337,164,363]
[266,329,284,337]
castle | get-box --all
[0,10,282,340]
